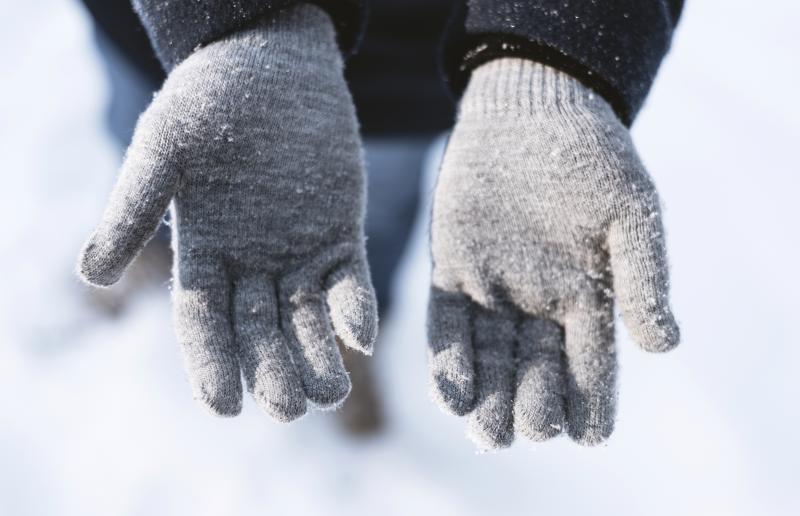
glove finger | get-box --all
[281,280,350,408]
[78,115,180,287]
[173,261,242,417]
[466,306,516,450]
[233,274,306,422]
[514,317,567,442]
[325,256,379,355]
[427,287,475,416]
[608,200,679,352]
[563,298,617,445]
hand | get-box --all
[78,5,377,420]
[428,58,679,448]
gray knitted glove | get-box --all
[78,5,377,420]
[428,58,679,448]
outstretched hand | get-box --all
[79,5,377,419]
[428,58,679,448]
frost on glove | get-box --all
[79,4,377,420]
[428,58,679,448]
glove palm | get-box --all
[428,58,679,447]
[79,5,377,420]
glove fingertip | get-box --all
[76,236,123,287]
[326,264,379,355]
[429,365,474,417]
[630,311,680,353]
[193,372,243,418]
[567,424,613,447]
[331,308,377,356]
[467,417,514,451]
[253,389,307,422]
[306,372,352,410]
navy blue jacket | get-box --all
[82,1,683,132]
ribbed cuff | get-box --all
[459,58,607,119]
[442,1,683,126]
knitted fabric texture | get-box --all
[428,58,679,449]
[79,4,378,420]
[443,0,684,125]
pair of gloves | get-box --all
[79,5,678,448]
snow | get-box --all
[1,1,798,515]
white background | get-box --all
[1,1,798,514]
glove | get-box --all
[78,5,377,420]
[428,58,679,448]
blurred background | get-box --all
[1,0,799,514]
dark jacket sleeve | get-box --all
[132,0,365,71]
[443,0,685,125]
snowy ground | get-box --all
[1,1,798,515]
